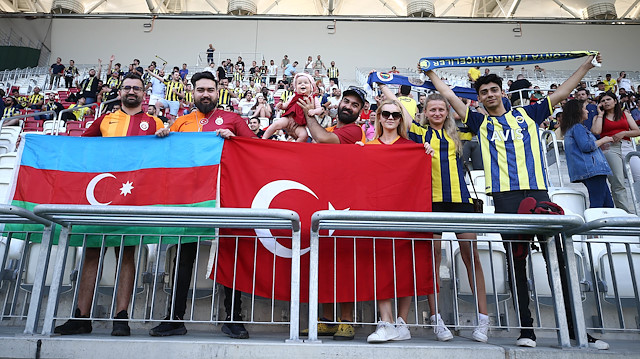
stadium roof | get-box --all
[0,0,639,20]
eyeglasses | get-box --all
[380,111,402,120]
[121,86,144,93]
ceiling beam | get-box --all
[551,0,581,18]
[86,0,108,13]
[377,0,400,16]
[621,0,640,18]
[202,0,221,13]
[0,0,18,12]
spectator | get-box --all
[49,57,65,89]
[281,54,290,70]
[314,55,326,73]
[147,69,166,106]
[238,92,255,117]
[1,97,20,126]
[42,91,64,121]
[147,70,185,123]
[206,44,215,64]
[603,73,617,94]
[217,78,237,109]
[617,71,633,95]
[560,99,614,208]
[204,62,216,74]
[591,91,640,212]
[79,59,103,104]
[389,66,400,74]
[236,56,245,73]
[147,104,170,124]
[54,74,165,337]
[248,117,265,137]
[530,86,544,104]
[152,71,256,340]
[304,55,313,74]
[259,59,268,83]
[250,93,272,120]
[509,74,532,106]
[397,85,418,120]
[324,85,341,119]
[132,58,144,76]
[179,63,189,80]
[27,86,44,110]
[468,66,481,86]
[594,81,606,97]
[284,61,298,83]
[361,106,376,141]
[216,61,226,81]
[575,88,598,131]
[327,61,340,86]
[268,59,278,85]
[68,96,92,121]
[64,59,79,89]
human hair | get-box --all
[190,71,218,87]
[577,88,589,96]
[399,85,411,96]
[473,74,503,94]
[559,99,585,135]
[121,73,143,87]
[598,91,623,121]
[374,99,408,140]
[424,93,463,155]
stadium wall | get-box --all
[5,17,640,78]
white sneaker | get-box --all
[392,317,411,341]
[472,314,489,343]
[587,334,609,350]
[430,314,453,341]
[367,321,399,343]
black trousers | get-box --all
[171,242,242,320]
[493,190,574,337]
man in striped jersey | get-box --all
[217,78,237,109]
[327,61,340,86]
[146,69,185,123]
[426,54,608,350]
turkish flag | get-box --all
[213,137,434,302]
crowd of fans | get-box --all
[1,49,638,350]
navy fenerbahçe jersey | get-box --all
[464,98,552,194]
[409,122,472,204]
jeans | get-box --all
[582,175,614,208]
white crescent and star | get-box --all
[251,180,349,258]
[85,173,135,205]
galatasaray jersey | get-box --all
[170,109,255,137]
[464,97,551,194]
[83,110,164,137]
[409,123,471,204]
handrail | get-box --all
[624,151,640,215]
[566,216,640,237]
[0,110,57,130]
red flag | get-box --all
[213,137,434,302]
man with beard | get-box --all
[295,86,367,341]
[54,74,164,337]
[79,59,103,104]
[151,71,255,339]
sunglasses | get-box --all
[380,111,402,120]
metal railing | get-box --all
[540,129,565,188]
[0,205,56,334]
[29,205,303,342]
[308,210,585,347]
[625,151,640,215]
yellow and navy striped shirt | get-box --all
[183,91,193,104]
[28,93,43,106]
[107,77,121,89]
[409,122,471,204]
[2,106,19,119]
[219,88,232,106]
[280,90,293,103]
[233,71,243,83]
[464,97,551,193]
[458,124,473,141]
[327,66,339,78]
[164,80,184,102]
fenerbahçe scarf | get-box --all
[419,51,597,71]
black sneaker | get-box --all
[221,323,249,339]
[516,329,536,348]
[149,316,188,337]
[54,308,92,335]
[111,310,131,336]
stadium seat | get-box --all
[67,128,85,137]
[65,121,83,130]
[0,165,16,184]
[0,153,17,168]
[21,243,76,293]
[583,208,640,306]
[549,188,587,219]
[85,121,94,128]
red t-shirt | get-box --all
[327,123,366,144]
[170,109,256,138]
[601,112,631,141]
[366,136,414,145]
[360,109,372,120]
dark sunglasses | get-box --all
[380,111,402,120]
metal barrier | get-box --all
[308,210,585,347]
[0,205,56,334]
[0,110,57,130]
[568,213,640,335]
[625,151,640,215]
[31,205,303,341]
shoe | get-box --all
[333,322,355,341]
[472,314,490,343]
[300,318,339,336]
[430,314,453,341]
[367,321,398,343]
[222,323,249,339]
[53,308,92,335]
[392,317,411,341]
[149,316,187,337]
[587,334,609,350]
[516,329,537,348]
[111,310,130,336]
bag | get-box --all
[464,162,484,213]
